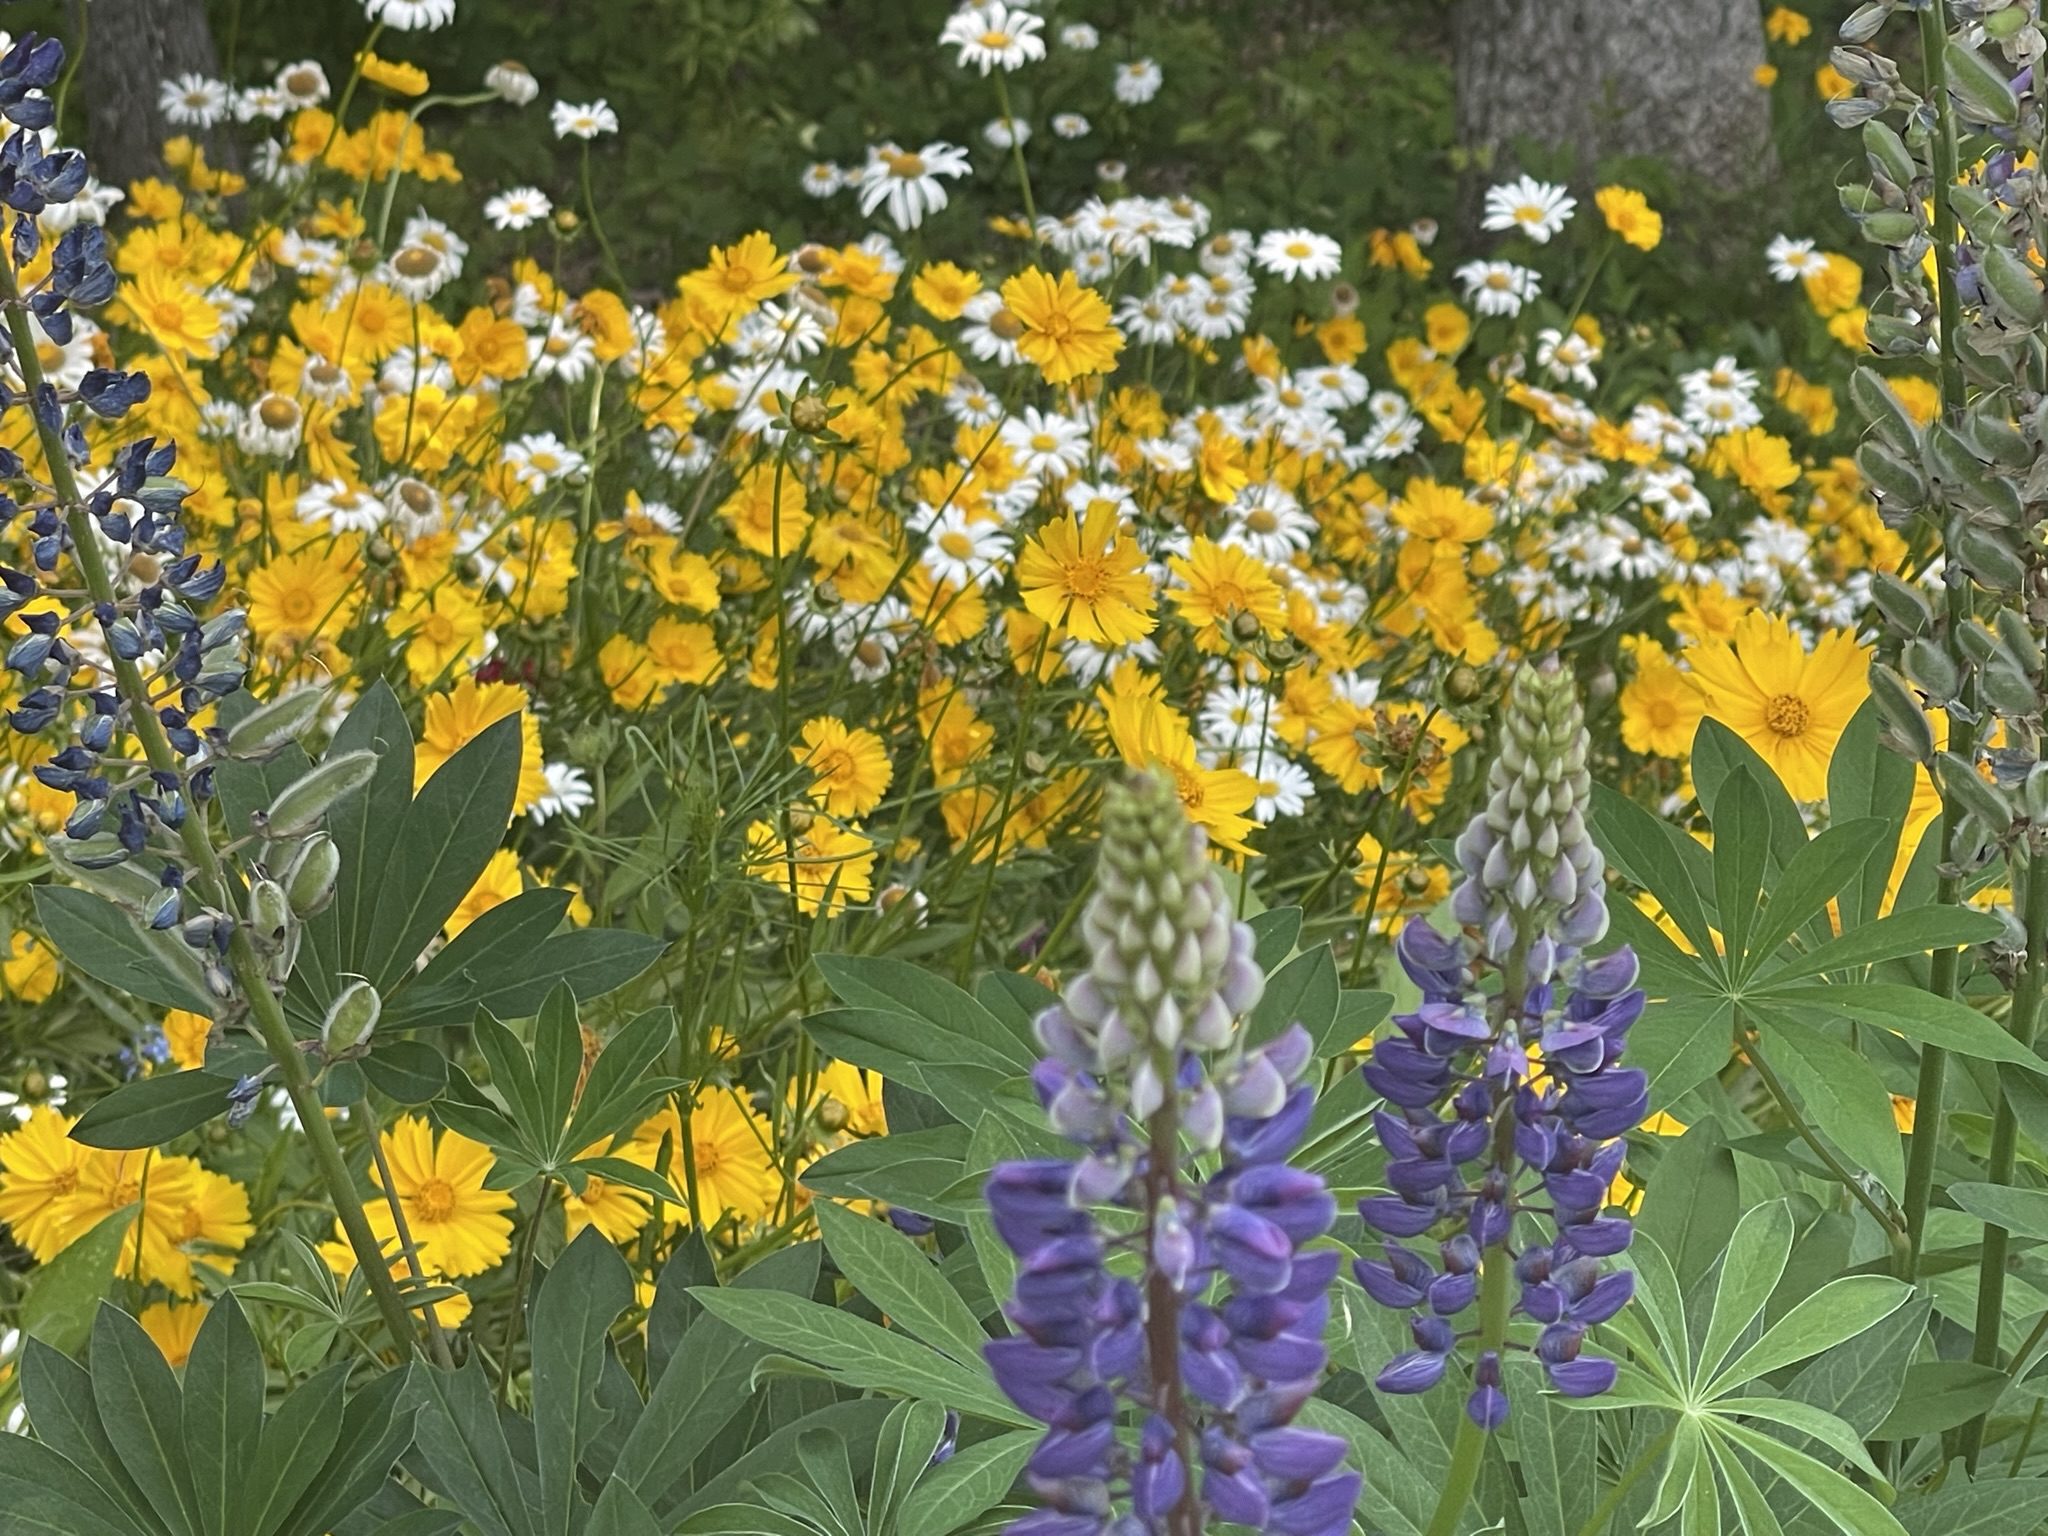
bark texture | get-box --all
[1454,0,1778,191]
[75,0,231,192]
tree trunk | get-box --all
[1453,0,1777,214]
[74,0,233,192]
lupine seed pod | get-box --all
[246,877,291,951]
[283,832,341,917]
[252,750,380,839]
[224,687,327,755]
[320,980,380,1056]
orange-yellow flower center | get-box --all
[1764,694,1810,738]
[415,1177,457,1222]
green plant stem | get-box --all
[1900,0,1977,1282]
[1422,1168,1513,1536]
[1575,1427,1678,1536]
[0,261,424,1359]
[360,1097,456,1370]
[992,72,1037,231]
[1964,842,2048,1466]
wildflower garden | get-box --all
[2,0,2047,1530]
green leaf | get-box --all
[1693,718,1808,866]
[533,984,583,1161]
[967,1113,1026,1313]
[1776,982,2047,1070]
[1637,1122,1740,1294]
[800,1125,971,1221]
[20,1205,134,1354]
[1780,1293,1927,1438]
[359,1040,449,1105]
[384,889,663,1030]
[71,1071,233,1151]
[1632,997,1736,1111]
[1760,908,2004,986]
[1698,1200,1796,1388]
[532,1228,635,1536]
[18,1339,158,1536]
[1827,701,1915,933]
[688,1287,1030,1426]
[32,885,213,1016]
[1246,944,1340,1051]
[813,954,1036,1073]
[1711,1398,1882,1479]
[615,1243,822,1511]
[1707,1275,1914,1398]
[0,1433,146,1536]
[1507,1358,1598,1536]
[1712,1421,1907,1536]
[1896,1478,2048,1536]
[180,1296,266,1536]
[299,681,415,1011]
[1738,818,1885,980]
[361,714,521,992]
[870,1399,947,1536]
[815,1199,987,1365]
[1705,1430,1787,1536]
[1712,768,1771,970]
[896,1430,1034,1536]
[242,1365,350,1536]
[411,1357,537,1536]
[1594,785,1723,974]
[1948,1180,2048,1241]
[1759,1017,1906,1201]
[565,1007,683,1153]
[1248,906,1302,972]
[1869,1361,2008,1441]
[272,1363,419,1536]
[91,1304,201,1536]
[795,1428,862,1536]
[585,1480,665,1536]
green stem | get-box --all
[0,262,424,1358]
[1919,0,1968,415]
[1749,1032,1909,1259]
[992,73,1037,232]
[360,1098,456,1370]
[1423,1201,1512,1536]
[1964,842,2048,1465]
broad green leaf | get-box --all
[1869,1361,2007,1441]
[615,1243,822,1510]
[32,885,213,1016]
[801,1125,972,1221]
[1759,1017,1905,1201]
[1712,768,1771,969]
[1247,944,1340,1050]
[1827,701,1915,933]
[1705,1430,1788,1536]
[896,1429,1037,1536]
[470,1012,546,1155]
[1637,1122,1740,1294]
[1948,1181,2048,1241]
[793,1430,861,1536]
[1738,818,1885,981]
[671,1506,817,1536]
[1645,1418,1706,1528]
[180,1296,265,1536]
[242,1365,350,1536]
[1777,982,2047,1070]
[565,1007,684,1152]
[973,969,1059,1058]
[1693,718,1808,868]
[0,1433,145,1536]
[271,1363,419,1536]
[361,714,521,992]
[585,1480,665,1536]
[1711,1398,1883,1479]
[71,1071,233,1151]
[1761,909,2005,986]
[688,1287,1030,1426]
[804,1006,1019,1081]
[1627,1235,1694,1394]
[91,1304,200,1536]
[411,1357,537,1536]
[533,984,584,1160]
[1632,997,1736,1111]
[815,1199,987,1365]
[870,1399,947,1536]
[532,1228,635,1536]
[1507,1358,1598,1536]
[1248,906,1303,972]
[20,1205,134,1354]
[1594,785,1724,974]
[18,1339,158,1536]
[1780,1294,1926,1438]
[1699,1200,1796,1387]
[813,954,1036,1073]
[359,1040,449,1105]
[1713,1421,1907,1536]
[1896,1478,2048,1536]
[1708,1275,1913,1398]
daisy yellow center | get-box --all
[1484,272,1510,291]
[1513,203,1543,223]
[1247,508,1278,533]
[940,530,975,558]
[882,149,927,179]
[979,29,1014,47]
[414,1177,457,1222]
[1285,240,1311,258]
[258,396,301,430]
[1764,693,1811,738]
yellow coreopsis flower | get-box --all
[1391,478,1491,543]
[1765,5,1812,44]
[245,548,364,655]
[912,260,983,321]
[1015,500,1156,645]
[1168,537,1286,649]
[1707,427,1801,512]
[2,931,58,1002]
[679,230,800,332]
[1594,186,1663,252]
[1619,648,1708,759]
[416,677,548,814]
[636,1090,783,1231]
[744,816,878,916]
[116,268,221,359]
[795,717,894,818]
[446,848,525,938]
[0,1107,96,1259]
[385,584,488,686]
[999,268,1124,384]
[719,464,812,558]
[1686,612,1872,799]
[368,1116,516,1278]
[140,1301,210,1367]
[562,1138,660,1244]
[163,1008,212,1070]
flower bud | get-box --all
[320,980,380,1056]
[224,686,326,754]
[283,832,342,917]
[253,749,381,839]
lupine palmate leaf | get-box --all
[32,884,214,1017]
[814,1199,987,1366]
[893,1429,1038,1536]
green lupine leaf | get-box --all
[1896,1478,2048,1535]
[91,1304,200,1536]
[532,1229,635,1536]
[1712,1420,1907,1536]
[1756,1017,1905,1201]
[32,885,213,1016]
[1707,1275,1914,1398]
[815,1198,987,1365]
[1948,1180,2048,1241]
[1698,1199,1796,1388]
[1759,909,2004,987]
[1711,768,1770,970]
[1773,982,2046,1070]
[813,954,1037,1073]
[19,1205,134,1354]
[1869,1361,2008,1441]
[180,1296,265,1536]
[896,1428,1037,1536]
[1737,818,1885,981]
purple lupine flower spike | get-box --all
[985,771,1360,1535]
[1354,661,1641,1431]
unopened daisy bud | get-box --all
[320,979,380,1056]
[283,832,341,917]
[253,749,380,839]
[484,60,539,104]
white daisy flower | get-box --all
[158,73,230,128]
[1114,58,1163,104]
[550,99,619,139]
[856,141,972,230]
[938,1,1047,74]
[1253,228,1342,282]
[364,0,456,30]
[1481,175,1577,243]
[1765,234,1824,281]
[484,186,553,231]
[1453,259,1539,317]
